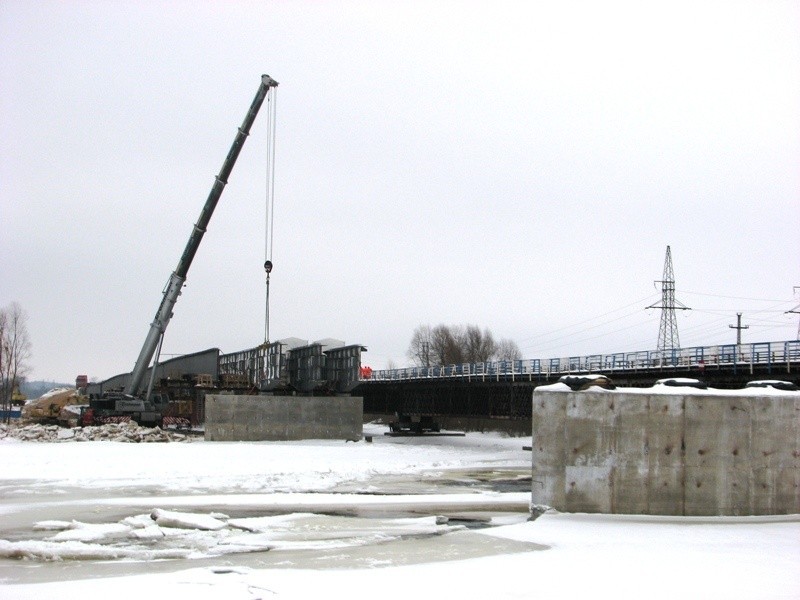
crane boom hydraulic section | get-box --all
[125,74,279,396]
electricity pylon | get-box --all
[647,246,690,352]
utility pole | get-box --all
[729,312,749,346]
[786,286,800,340]
[647,246,690,353]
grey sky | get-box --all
[2,1,798,383]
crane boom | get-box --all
[125,74,279,396]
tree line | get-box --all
[407,324,521,367]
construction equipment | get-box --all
[82,392,166,427]
[124,74,279,399]
[21,388,84,424]
[388,413,442,434]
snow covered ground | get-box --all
[0,422,798,599]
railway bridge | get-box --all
[351,340,800,434]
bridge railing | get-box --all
[365,340,800,382]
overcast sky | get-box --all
[2,1,799,383]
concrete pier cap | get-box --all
[531,376,800,516]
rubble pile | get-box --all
[0,421,194,443]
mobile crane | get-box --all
[121,74,279,403]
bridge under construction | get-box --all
[353,339,800,433]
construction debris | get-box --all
[0,421,194,443]
[21,388,85,424]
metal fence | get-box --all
[367,340,800,382]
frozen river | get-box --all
[1,423,798,599]
[0,425,535,586]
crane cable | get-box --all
[263,87,277,345]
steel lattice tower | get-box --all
[647,246,690,352]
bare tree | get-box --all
[409,323,516,366]
[0,302,32,423]
[495,338,522,362]
[407,324,434,367]
[464,325,497,363]
[431,324,460,365]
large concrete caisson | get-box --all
[531,382,800,516]
[205,395,363,441]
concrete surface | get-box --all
[531,388,800,515]
[204,395,363,441]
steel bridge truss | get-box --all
[218,341,367,393]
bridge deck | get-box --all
[353,340,800,429]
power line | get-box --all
[517,265,795,358]
[693,308,794,316]
[680,290,790,303]
[519,300,660,354]
[678,296,795,341]
[524,315,657,357]
[517,293,660,346]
